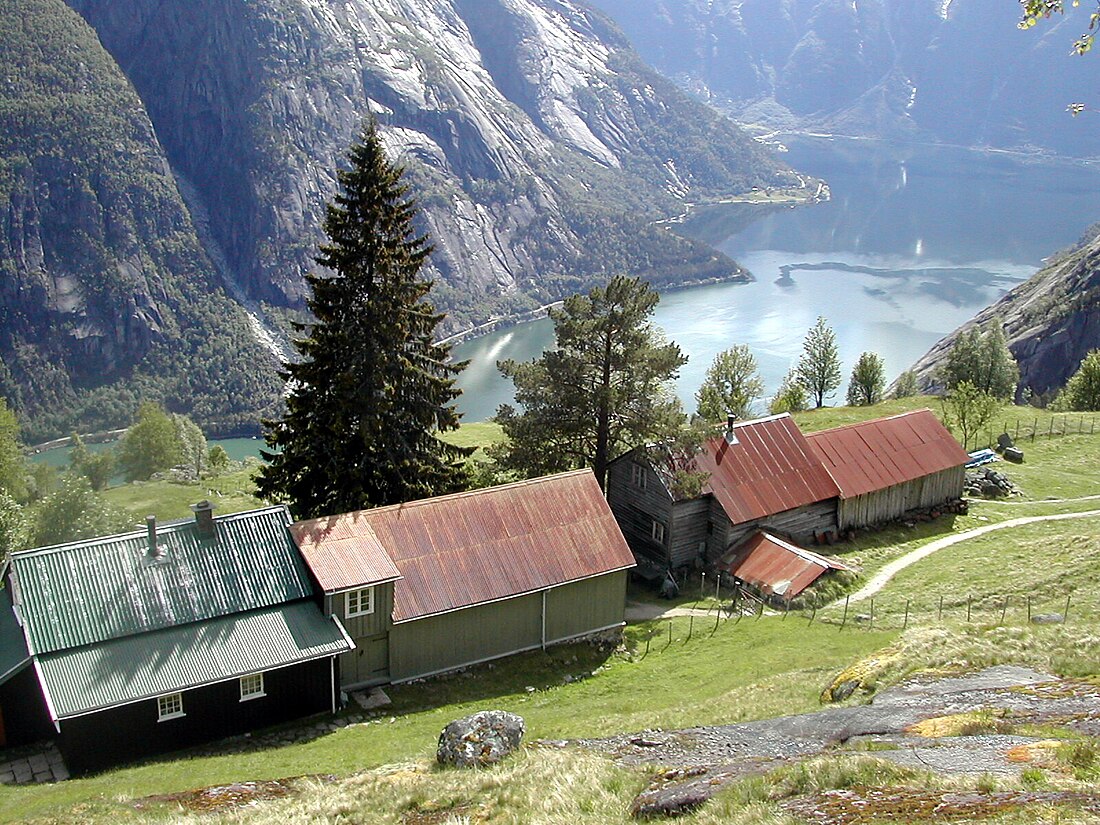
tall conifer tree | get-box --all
[257,120,469,518]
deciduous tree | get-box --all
[116,402,184,482]
[846,352,886,406]
[0,398,28,502]
[30,473,129,548]
[941,323,1018,401]
[493,275,687,489]
[893,370,919,399]
[769,368,809,414]
[941,381,999,450]
[257,120,470,518]
[695,344,764,422]
[1052,349,1100,410]
[796,317,842,408]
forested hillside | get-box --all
[0,0,282,441]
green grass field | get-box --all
[4,399,1100,823]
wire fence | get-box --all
[965,412,1100,452]
[633,585,1097,658]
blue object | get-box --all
[966,449,997,468]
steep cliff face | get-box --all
[910,227,1100,399]
[66,0,802,333]
[0,0,281,440]
[585,0,1099,156]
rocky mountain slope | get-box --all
[66,0,803,330]
[4,0,806,438]
[0,0,282,441]
[584,0,1099,157]
[909,225,1100,399]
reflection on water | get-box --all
[453,138,1100,423]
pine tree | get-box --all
[796,317,842,408]
[257,121,470,518]
[846,351,886,406]
[492,275,687,490]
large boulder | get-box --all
[436,710,525,768]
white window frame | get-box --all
[346,586,375,618]
[631,462,647,489]
[239,672,266,702]
[157,692,185,721]
[651,520,666,544]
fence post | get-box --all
[783,599,791,620]
[686,613,694,643]
[644,633,651,659]
[903,599,910,630]
[1000,596,1008,625]
[1049,417,1055,437]
[664,620,672,651]
[700,572,706,600]
[1027,595,1032,624]
[938,595,943,622]
[967,594,972,623]
[808,604,817,625]
[1033,417,1038,441]
[1015,419,1020,440]
[869,598,874,630]
[1064,594,1072,623]
[840,595,850,631]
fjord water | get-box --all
[452,137,1100,422]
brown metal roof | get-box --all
[694,414,841,524]
[719,531,850,599]
[292,470,635,623]
[289,515,402,593]
[806,409,970,499]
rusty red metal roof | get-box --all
[294,470,635,623]
[806,409,970,499]
[289,515,402,593]
[694,414,841,524]
[719,531,850,599]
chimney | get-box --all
[724,414,739,446]
[191,500,216,539]
[145,515,165,560]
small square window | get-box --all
[157,692,184,721]
[631,463,647,489]
[651,520,666,544]
[346,586,375,618]
[240,672,265,701]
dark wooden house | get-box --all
[806,409,969,530]
[291,470,636,686]
[607,414,842,570]
[0,504,352,774]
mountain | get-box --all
[909,225,1100,399]
[65,0,805,328]
[3,0,809,439]
[0,0,282,442]
[583,0,1100,157]
[4,0,809,440]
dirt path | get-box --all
[625,600,717,622]
[842,509,1100,605]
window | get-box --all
[240,672,265,702]
[651,520,666,544]
[631,462,647,489]
[157,692,184,721]
[346,586,375,618]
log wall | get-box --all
[838,467,965,529]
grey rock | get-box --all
[437,710,525,768]
[1031,613,1065,625]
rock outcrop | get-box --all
[909,226,1100,400]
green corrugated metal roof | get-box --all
[11,506,313,655]
[0,581,30,684]
[38,601,352,719]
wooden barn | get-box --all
[0,504,352,774]
[607,414,841,570]
[806,409,970,530]
[291,470,636,686]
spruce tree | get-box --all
[257,121,470,519]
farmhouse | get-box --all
[607,414,841,570]
[0,504,352,774]
[291,469,636,687]
[806,409,970,530]
[607,409,969,589]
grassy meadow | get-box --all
[4,399,1100,822]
